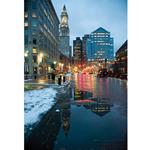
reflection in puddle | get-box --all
[74,95,113,117]
[25,74,127,150]
[54,75,127,150]
[74,90,93,100]
[83,99,111,117]
[75,99,94,103]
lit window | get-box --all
[24,12,28,18]
[32,12,37,18]
[32,48,37,53]
[24,22,28,27]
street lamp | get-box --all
[39,53,43,58]
[24,50,29,57]
[24,51,29,63]
[24,52,28,57]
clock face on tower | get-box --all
[62,16,67,24]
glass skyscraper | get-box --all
[86,27,114,61]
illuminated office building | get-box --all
[86,27,114,62]
[24,0,60,77]
[73,37,82,66]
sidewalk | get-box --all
[25,78,55,84]
[24,76,71,90]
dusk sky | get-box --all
[52,0,127,52]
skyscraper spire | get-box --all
[63,5,66,11]
[60,5,69,28]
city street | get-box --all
[25,74,127,150]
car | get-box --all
[97,69,108,78]
[120,74,127,80]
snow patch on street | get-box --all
[24,87,57,126]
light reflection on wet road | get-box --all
[25,74,127,150]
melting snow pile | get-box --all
[24,87,57,126]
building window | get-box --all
[25,0,28,11]
[32,12,37,18]
[44,24,47,30]
[33,38,37,44]
[25,29,28,35]
[24,22,28,27]
[32,20,37,27]
[33,55,37,63]
[24,12,28,18]
[32,1,36,9]
[24,17,28,23]
[43,8,48,16]
[32,47,37,53]
[25,35,28,45]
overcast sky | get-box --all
[52,0,127,52]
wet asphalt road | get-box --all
[25,74,127,150]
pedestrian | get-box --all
[63,75,66,82]
[58,75,62,85]
[34,75,36,80]
[33,68,37,80]
[48,73,50,79]
[52,72,55,81]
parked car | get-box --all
[97,69,108,78]
[120,74,127,80]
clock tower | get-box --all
[59,5,70,58]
